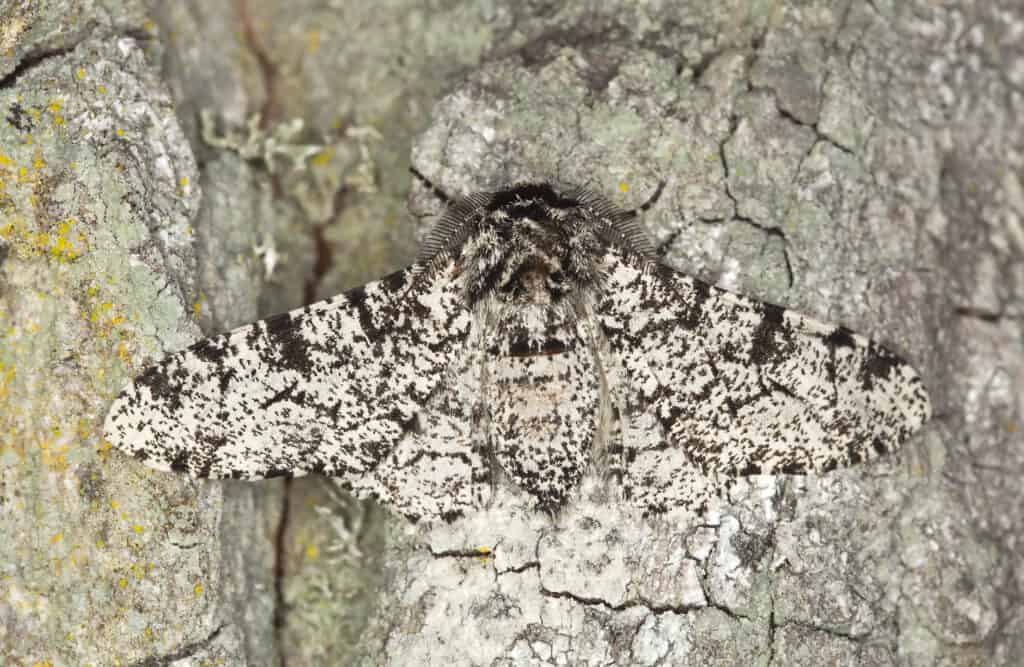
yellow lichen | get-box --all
[305,545,318,560]
[311,147,334,168]
[618,182,629,193]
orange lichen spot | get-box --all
[0,363,15,398]
[50,533,63,545]
[306,30,320,54]
[1009,423,1017,434]
[194,582,203,597]
[97,84,107,95]
[311,147,334,168]
[90,301,114,324]
[76,68,86,80]
[618,182,629,194]
[193,299,202,319]
[305,545,318,560]
[34,219,86,262]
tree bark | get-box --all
[1,1,1021,665]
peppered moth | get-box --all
[103,178,932,521]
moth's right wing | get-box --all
[104,260,489,521]
[596,249,931,514]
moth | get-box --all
[104,175,932,522]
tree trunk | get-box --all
[1,1,1020,665]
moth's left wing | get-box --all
[596,249,931,512]
[104,261,487,521]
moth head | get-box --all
[419,181,659,304]
[471,184,607,303]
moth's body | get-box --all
[104,181,932,522]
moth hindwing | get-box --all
[104,181,932,521]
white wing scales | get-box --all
[104,261,488,521]
[596,249,931,513]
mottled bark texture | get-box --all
[1,1,1021,665]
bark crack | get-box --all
[126,624,225,667]
[717,115,796,290]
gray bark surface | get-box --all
[1,1,1021,665]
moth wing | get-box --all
[596,250,931,510]
[104,261,488,521]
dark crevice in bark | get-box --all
[538,585,710,617]
[237,0,279,126]
[954,306,1021,323]
[0,45,79,90]
[126,624,224,667]
[499,560,541,575]
[429,546,497,559]
[0,25,155,92]
[717,116,796,290]
[272,478,292,667]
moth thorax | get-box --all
[503,255,564,305]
